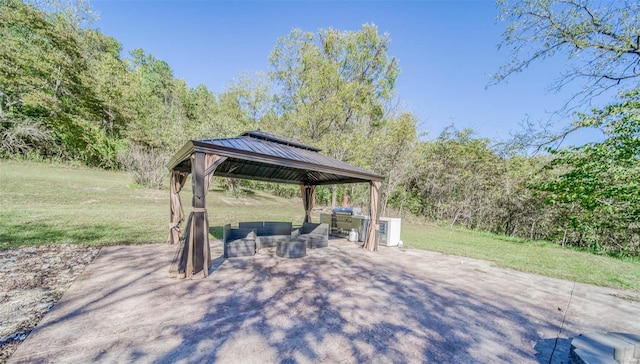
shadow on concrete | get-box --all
[156,244,555,363]
[12,241,638,363]
[534,337,572,363]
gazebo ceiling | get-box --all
[167,130,383,186]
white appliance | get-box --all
[378,217,402,246]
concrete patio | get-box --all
[9,239,640,363]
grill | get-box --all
[320,208,368,241]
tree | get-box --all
[224,72,275,126]
[535,90,640,255]
[268,24,400,207]
[364,112,418,214]
[0,0,120,165]
[269,24,399,147]
[495,0,640,106]
[399,128,503,226]
[126,48,178,150]
[26,0,97,28]
[495,0,640,257]
[188,84,219,125]
[80,30,133,135]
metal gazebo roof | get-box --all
[167,130,383,185]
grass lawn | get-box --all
[2,160,639,291]
[402,223,640,291]
[0,160,304,248]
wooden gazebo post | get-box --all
[190,152,207,275]
[176,152,226,278]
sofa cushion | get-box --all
[300,222,328,235]
[263,222,292,236]
[234,221,294,249]
[238,222,264,231]
[296,223,329,249]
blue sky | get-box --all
[91,0,599,144]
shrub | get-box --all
[118,144,167,189]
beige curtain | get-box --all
[301,185,316,223]
[363,180,381,251]
[167,170,189,244]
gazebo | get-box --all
[166,131,384,278]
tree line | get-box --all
[1,0,638,257]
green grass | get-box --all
[401,222,640,291]
[2,160,639,291]
[0,160,304,248]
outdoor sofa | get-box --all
[239,221,293,248]
[223,221,330,258]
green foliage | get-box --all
[1,0,81,156]
[0,0,131,167]
[402,127,503,223]
[314,187,332,206]
[126,48,177,149]
[0,0,229,169]
[258,182,300,199]
[80,29,133,137]
[269,24,399,155]
[493,0,640,257]
[363,112,418,213]
[264,24,417,210]
[395,126,559,243]
[536,90,640,256]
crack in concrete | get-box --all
[549,281,577,363]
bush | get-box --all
[1,119,54,158]
[118,145,167,189]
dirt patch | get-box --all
[0,245,100,362]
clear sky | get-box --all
[91,0,600,145]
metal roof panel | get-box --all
[168,131,383,185]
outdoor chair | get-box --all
[223,224,257,258]
[296,222,329,249]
